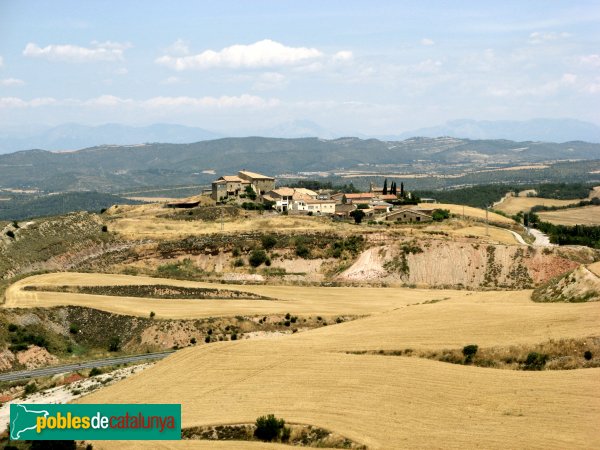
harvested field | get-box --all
[447,225,520,245]
[497,196,580,215]
[81,288,600,449]
[23,284,271,300]
[537,205,600,226]
[3,272,472,318]
[420,202,514,224]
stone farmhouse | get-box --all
[211,170,275,202]
[263,187,335,215]
[385,207,434,223]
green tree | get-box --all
[254,414,286,442]
[249,249,268,267]
[462,344,478,363]
[245,185,257,201]
[261,234,277,250]
[432,209,450,221]
[383,179,388,195]
[350,209,365,224]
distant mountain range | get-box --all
[389,119,600,143]
[1,136,599,193]
[1,118,599,154]
[0,123,222,154]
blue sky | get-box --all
[0,0,599,134]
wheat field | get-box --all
[79,290,600,449]
[3,272,482,318]
[421,203,514,224]
[537,205,600,226]
[496,197,580,215]
[7,272,599,448]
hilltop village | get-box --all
[204,169,441,223]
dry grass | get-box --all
[588,261,600,278]
[108,205,348,240]
[447,225,520,245]
[421,203,514,224]
[538,206,600,226]
[81,290,600,449]
[496,196,580,215]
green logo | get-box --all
[10,404,181,440]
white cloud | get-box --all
[85,95,133,107]
[421,38,435,46]
[23,41,131,62]
[162,76,182,85]
[580,54,600,67]
[586,84,600,94]
[0,94,278,110]
[528,31,570,45]
[0,56,3,67]
[333,50,353,62]
[413,59,443,73]
[486,72,580,98]
[114,68,128,75]
[156,39,323,70]
[253,72,287,91]
[561,73,577,84]
[143,94,279,109]
[0,78,25,86]
[165,39,190,56]
[0,97,56,108]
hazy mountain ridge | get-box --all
[0,123,222,153]
[1,118,599,154]
[391,119,600,143]
[1,136,599,193]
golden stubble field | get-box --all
[4,272,600,449]
[538,205,600,226]
[418,202,514,224]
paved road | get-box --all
[0,350,175,382]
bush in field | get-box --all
[249,249,269,267]
[523,352,548,370]
[295,244,310,258]
[432,209,450,221]
[233,258,244,267]
[584,350,593,361]
[462,344,478,363]
[108,336,121,352]
[89,367,102,377]
[254,414,286,442]
[261,234,277,250]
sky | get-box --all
[0,0,599,135]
